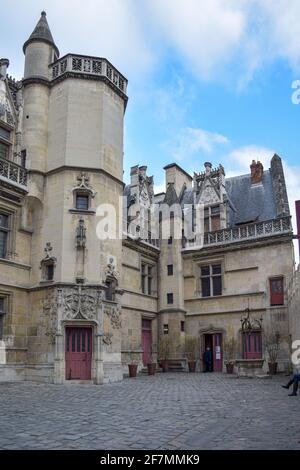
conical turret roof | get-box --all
[23,11,59,56]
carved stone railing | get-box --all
[0,156,27,188]
[50,54,128,95]
[183,216,292,250]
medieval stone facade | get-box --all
[0,12,296,384]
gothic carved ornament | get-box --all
[103,303,122,329]
[62,286,102,321]
[73,172,96,198]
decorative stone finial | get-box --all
[41,11,46,17]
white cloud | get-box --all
[4,0,300,85]
[164,127,229,162]
[146,0,246,80]
[227,145,275,176]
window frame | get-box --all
[200,263,223,298]
[0,125,11,161]
[0,296,7,340]
[141,262,154,296]
[204,205,221,233]
[0,212,10,259]
[75,192,90,211]
[167,264,173,276]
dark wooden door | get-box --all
[213,333,223,372]
[142,319,152,365]
[65,327,92,380]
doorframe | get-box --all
[199,326,225,372]
[62,320,97,382]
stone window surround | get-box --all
[140,258,157,296]
[0,204,17,261]
[0,123,12,161]
[204,204,221,233]
[195,257,225,298]
[0,291,11,341]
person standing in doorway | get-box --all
[203,346,213,372]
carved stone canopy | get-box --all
[73,172,96,198]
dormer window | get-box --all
[0,125,11,160]
[204,205,220,232]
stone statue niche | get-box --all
[75,218,86,283]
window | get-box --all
[167,293,173,304]
[180,321,185,332]
[201,264,222,297]
[163,324,169,335]
[141,263,153,295]
[167,264,173,276]
[42,261,55,281]
[20,150,26,168]
[204,205,221,233]
[105,279,116,301]
[270,277,284,306]
[0,213,9,259]
[0,126,11,160]
[168,236,173,245]
[0,142,9,160]
[0,297,6,339]
[75,194,89,211]
[46,264,54,281]
[242,331,262,359]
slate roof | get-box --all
[124,168,279,229]
[225,170,277,227]
[23,12,59,56]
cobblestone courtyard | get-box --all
[0,373,299,450]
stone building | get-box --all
[288,265,300,349]
[0,12,295,383]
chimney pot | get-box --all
[250,160,264,185]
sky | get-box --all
[1,0,300,258]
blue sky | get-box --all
[1,0,300,252]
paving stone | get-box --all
[0,373,298,450]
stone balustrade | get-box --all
[0,156,27,188]
[50,54,128,95]
[183,216,292,250]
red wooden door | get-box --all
[142,320,152,365]
[243,331,262,359]
[65,327,92,380]
[212,333,222,372]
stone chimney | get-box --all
[250,160,264,185]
